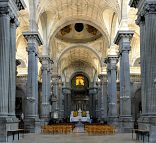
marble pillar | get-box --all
[107,56,118,125]
[114,30,134,132]
[130,1,156,142]
[39,56,50,121]
[98,74,107,122]
[23,32,43,132]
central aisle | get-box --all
[73,122,85,133]
[4,133,140,143]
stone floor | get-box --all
[2,133,141,143]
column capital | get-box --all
[107,56,118,71]
[0,0,25,17]
[23,32,43,46]
[98,73,104,78]
[129,0,140,8]
[52,74,61,80]
[14,0,26,11]
[136,2,156,25]
[49,58,54,64]
[98,73,107,82]
[39,55,50,63]
[51,74,61,84]
[0,6,10,15]
[114,30,134,45]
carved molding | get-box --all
[23,32,43,46]
[39,56,50,63]
[136,2,156,25]
[114,30,134,45]
[0,6,10,15]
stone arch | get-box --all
[56,44,102,70]
[133,57,140,67]
[70,71,91,86]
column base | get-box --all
[59,110,64,120]
[108,116,119,131]
[108,116,119,127]
[138,115,156,143]
[119,116,134,133]
[40,118,49,126]
[24,117,41,133]
[0,117,19,142]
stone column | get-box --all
[114,30,134,132]
[130,1,156,141]
[39,56,50,121]
[89,87,98,118]
[58,80,63,120]
[8,17,19,118]
[67,93,71,117]
[0,1,25,141]
[51,75,61,120]
[105,59,112,118]
[107,56,118,125]
[89,90,93,117]
[62,88,71,119]
[96,82,101,120]
[98,74,107,122]
[64,92,68,118]
[23,32,43,132]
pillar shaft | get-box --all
[96,82,101,119]
[52,75,61,119]
[58,82,63,119]
[108,57,118,118]
[0,7,10,117]
[8,17,18,117]
[114,31,134,117]
[107,64,111,117]
[40,56,50,119]
[23,32,43,119]
[129,1,156,139]
[98,74,107,120]
[138,3,156,115]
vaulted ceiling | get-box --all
[16,0,140,80]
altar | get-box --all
[70,109,90,122]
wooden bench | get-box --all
[7,129,24,141]
[132,129,149,142]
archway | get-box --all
[70,72,89,111]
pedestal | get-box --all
[0,117,19,142]
[24,118,41,133]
